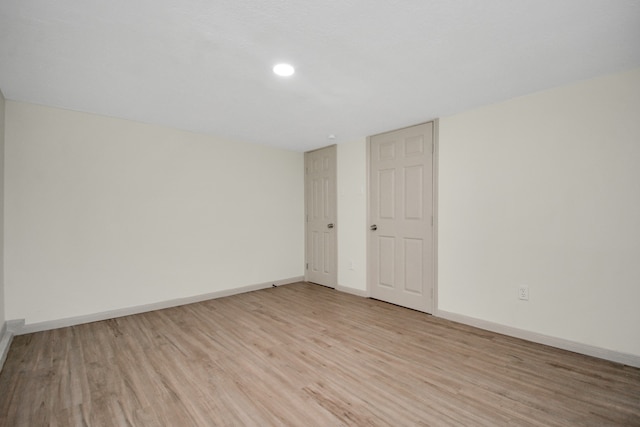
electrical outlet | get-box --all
[518,286,529,301]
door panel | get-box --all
[369,123,434,313]
[403,238,423,293]
[404,165,423,219]
[379,236,395,287]
[305,145,337,287]
[379,169,396,218]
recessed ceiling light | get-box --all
[273,63,295,77]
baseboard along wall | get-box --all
[436,309,640,369]
[336,285,369,298]
[0,322,14,373]
[8,276,304,336]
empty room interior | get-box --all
[1,0,640,425]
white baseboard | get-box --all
[336,285,369,298]
[0,322,14,373]
[436,309,640,368]
[10,276,304,335]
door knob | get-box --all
[327,223,334,229]
[370,224,377,231]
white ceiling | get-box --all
[1,1,639,152]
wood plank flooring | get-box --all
[1,282,639,426]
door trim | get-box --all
[366,120,439,313]
[304,144,338,288]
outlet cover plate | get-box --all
[518,286,529,301]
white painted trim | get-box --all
[0,322,14,372]
[10,277,304,335]
[6,319,24,334]
[436,309,640,368]
[336,285,369,298]
[432,118,440,314]
[365,134,372,302]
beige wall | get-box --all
[4,102,304,325]
[0,90,5,330]
[337,139,367,292]
[438,68,640,356]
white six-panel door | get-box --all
[369,123,434,313]
[305,145,337,288]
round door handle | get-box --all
[370,224,377,231]
[327,223,335,229]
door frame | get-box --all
[304,144,338,288]
[366,120,439,313]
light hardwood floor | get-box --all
[1,282,639,426]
